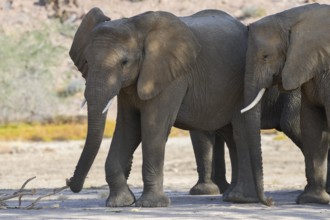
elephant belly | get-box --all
[174,74,243,131]
[175,98,235,131]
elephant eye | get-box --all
[121,59,128,67]
[262,54,269,61]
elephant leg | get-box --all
[135,85,186,207]
[296,99,330,204]
[224,110,259,203]
[216,125,237,197]
[135,112,175,207]
[213,134,231,193]
[189,130,220,195]
[105,98,141,207]
[279,97,302,149]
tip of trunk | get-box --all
[66,177,85,193]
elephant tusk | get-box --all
[80,99,87,110]
[102,99,113,114]
[241,88,266,114]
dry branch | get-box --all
[25,185,68,210]
[0,176,68,209]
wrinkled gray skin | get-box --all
[68,8,270,207]
[189,86,303,195]
[243,4,330,204]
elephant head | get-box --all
[242,3,329,112]
[241,3,330,204]
[67,8,200,193]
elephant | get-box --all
[189,86,302,195]
[241,3,330,204]
[67,8,271,207]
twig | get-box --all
[24,185,68,210]
[18,176,37,207]
[0,190,36,202]
[18,176,36,192]
[0,176,37,207]
[0,177,68,209]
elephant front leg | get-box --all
[224,112,259,203]
[135,96,186,206]
[297,101,330,204]
[136,138,170,207]
[189,130,220,195]
[105,131,139,207]
[134,115,173,207]
[105,97,141,207]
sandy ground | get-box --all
[1,134,330,219]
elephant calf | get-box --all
[67,8,272,207]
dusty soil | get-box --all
[1,135,330,219]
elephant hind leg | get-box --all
[213,134,230,193]
[189,130,220,195]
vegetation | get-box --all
[0,19,82,124]
[0,120,111,141]
[0,16,190,141]
[0,120,188,141]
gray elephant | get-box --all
[241,3,330,204]
[67,8,270,207]
[189,86,302,195]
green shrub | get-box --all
[0,20,80,124]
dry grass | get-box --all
[0,121,188,141]
[0,121,111,141]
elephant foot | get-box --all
[135,192,170,207]
[223,186,258,203]
[296,189,330,204]
[222,182,235,199]
[326,184,330,194]
[189,182,220,195]
[106,186,136,207]
[217,180,230,194]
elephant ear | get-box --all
[136,12,201,100]
[282,8,330,90]
[69,7,110,79]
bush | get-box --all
[0,20,80,124]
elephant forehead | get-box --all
[146,39,162,52]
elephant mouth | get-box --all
[102,91,118,114]
[272,73,282,86]
[81,91,118,114]
[121,77,132,88]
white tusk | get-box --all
[102,99,113,114]
[241,88,266,114]
[80,99,87,110]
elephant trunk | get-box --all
[68,104,107,193]
[244,78,273,206]
[68,69,119,193]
